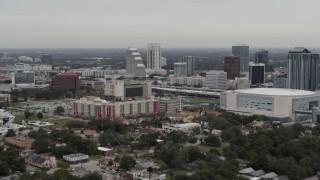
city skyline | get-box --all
[0,0,319,48]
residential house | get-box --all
[25,154,57,168]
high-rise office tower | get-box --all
[249,62,265,85]
[126,47,146,77]
[255,49,269,64]
[181,56,195,76]
[42,54,52,65]
[174,62,187,77]
[224,56,240,80]
[232,45,249,73]
[147,43,161,71]
[287,47,320,91]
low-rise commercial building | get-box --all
[63,153,88,164]
[162,123,201,132]
[170,76,205,87]
[5,136,35,150]
[71,67,112,78]
[17,84,50,96]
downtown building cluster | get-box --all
[221,47,320,121]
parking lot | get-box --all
[70,159,118,180]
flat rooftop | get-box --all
[234,88,316,96]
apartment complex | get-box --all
[72,96,158,119]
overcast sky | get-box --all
[0,0,319,48]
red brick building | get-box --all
[20,84,49,96]
[51,72,80,92]
[224,56,240,80]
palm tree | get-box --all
[147,166,153,180]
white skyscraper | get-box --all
[147,43,161,71]
[126,47,146,77]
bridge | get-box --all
[152,86,221,98]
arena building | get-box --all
[220,88,320,120]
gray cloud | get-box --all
[0,0,319,48]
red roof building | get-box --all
[84,129,97,136]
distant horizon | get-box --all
[1,46,320,50]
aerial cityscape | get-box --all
[0,0,320,180]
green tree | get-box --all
[57,161,70,169]
[24,110,32,119]
[0,161,11,176]
[5,129,16,137]
[51,169,77,180]
[120,155,136,170]
[147,166,154,180]
[167,131,188,144]
[32,137,50,153]
[54,106,65,115]
[37,112,44,120]
[188,136,198,144]
[204,134,221,147]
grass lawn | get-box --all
[183,97,219,103]
[14,113,73,128]
[196,143,229,154]
[217,143,230,153]
[14,114,54,124]
[196,145,213,153]
[144,155,167,169]
[47,119,72,128]
[166,169,189,180]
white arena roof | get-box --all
[234,88,316,96]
